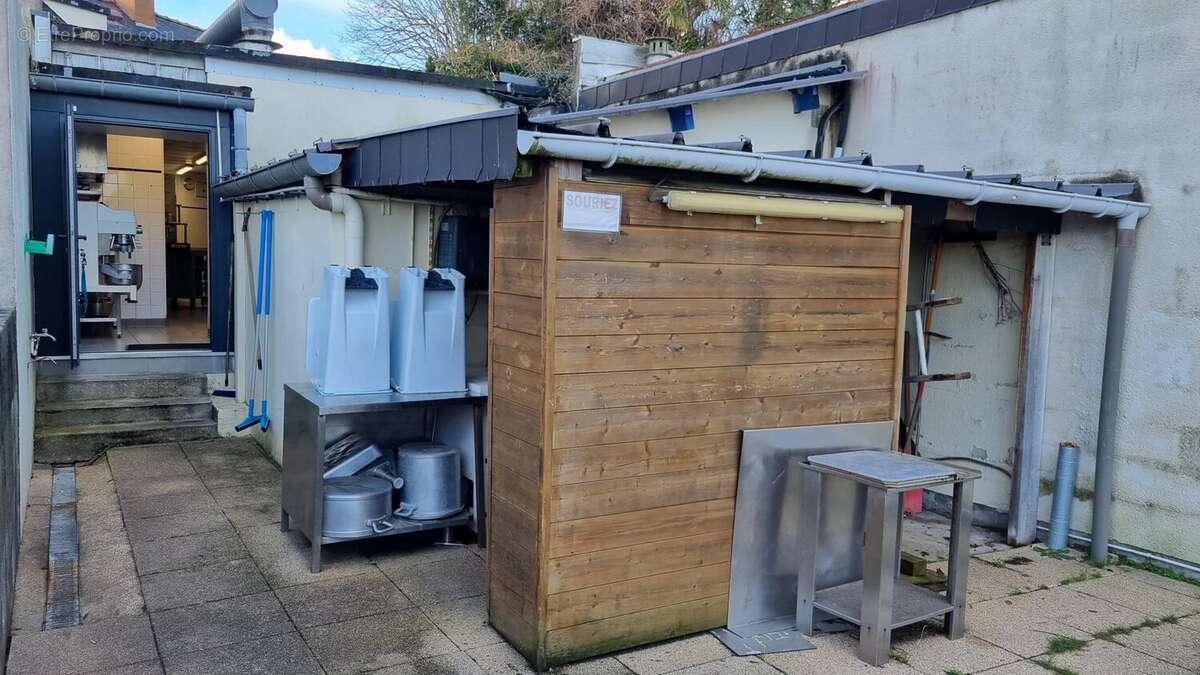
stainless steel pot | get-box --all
[322,476,394,539]
[395,443,463,520]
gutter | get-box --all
[30,73,255,111]
[212,151,341,200]
[516,129,1150,561]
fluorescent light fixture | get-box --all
[176,166,194,175]
[195,155,208,165]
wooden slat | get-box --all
[551,466,736,522]
[489,578,539,658]
[549,498,734,558]
[490,536,538,604]
[493,463,539,518]
[494,220,545,260]
[493,292,543,336]
[555,330,895,373]
[554,360,894,412]
[494,258,544,298]
[555,297,896,336]
[559,225,900,268]
[552,434,740,486]
[492,395,542,447]
[492,327,544,374]
[544,595,728,666]
[547,530,732,594]
[546,562,730,629]
[554,388,894,448]
[495,181,546,223]
[491,494,538,555]
[492,429,541,482]
[558,260,898,299]
[493,363,543,411]
[564,180,903,239]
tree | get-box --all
[343,0,842,99]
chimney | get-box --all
[644,37,673,65]
[114,0,156,27]
[197,0,280,52]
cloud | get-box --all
[273,27,335,60]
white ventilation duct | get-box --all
[197,0,280,52]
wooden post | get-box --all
[1009,234,1055,545]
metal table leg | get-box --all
[860,487,900,666]
[795,466,822,635]
[944,479,974,639]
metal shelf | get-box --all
[322,510,471,544]
[814,579,953,630]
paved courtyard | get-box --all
[7,439,1200,674]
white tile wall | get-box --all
[106,135,166,320]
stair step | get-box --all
[37,373,208,404]
[36,396,214,427]
[34,419,218,465]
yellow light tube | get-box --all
[663,190,905,224]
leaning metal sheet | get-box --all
[727,422,894,636]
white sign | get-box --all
[562,190,622,233]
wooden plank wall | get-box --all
[488,163,911,668]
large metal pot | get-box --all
[322,476,394,539]
[394,443,463,520]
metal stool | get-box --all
[794,450,980,666]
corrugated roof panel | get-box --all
[642,67,662,96]
[380,133,404,185]
[449,119,483,181]
[357,137,381,187]
[770,27,800,62]
[722,43,749,74]
[794,20,827,53]
[679,58,703,86]
[427,125,454,182]
[660,61,682,90]
[826,8,862,43]
[700,51,725,80]
[624,73,645,99]
[399,128,428,184]
[860,0,900,35]
[746,34,774,68]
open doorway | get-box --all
[74,123,211,353]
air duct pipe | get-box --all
[304,176,364,268]
[197,0,279,52]
[1090,212,1140,563]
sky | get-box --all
[155,0,350,60]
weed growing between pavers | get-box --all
[1032,658,1080,675]
[1033,545,1076,561]
[1092,616,1177,642]
[944,670,966,675]
[890,647,910,664]
[1120,557,1200,589]
[1058,571,1102,585]
[1046,636,1088,655]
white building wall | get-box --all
[594,0,1200,561]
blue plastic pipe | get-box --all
[1048,442,1080,550]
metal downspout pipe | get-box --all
[304,176,365,268]
[1091,211,1141,563]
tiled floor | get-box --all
[80,306,209,353]
[9,439,1200,674]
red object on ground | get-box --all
[904,488,924,514]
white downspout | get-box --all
[304,176,364,267]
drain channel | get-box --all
[43,465,80,630]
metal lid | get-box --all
[397,442,457,459]
[323,475,392,501]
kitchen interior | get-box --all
[75,123,211,353]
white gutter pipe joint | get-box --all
[304,176,365,267]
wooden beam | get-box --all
[1009,234,1055,545]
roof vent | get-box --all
[197,0,280,52]
[644,37,673,65]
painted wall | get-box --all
[591,0,1200,560]
[1,0,36,532]
[203,58,502,167]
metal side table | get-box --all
[794,450,980,666]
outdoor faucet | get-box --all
[30,329,56,357]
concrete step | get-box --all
[34,419,218,465]
[37,373,208,404]
[36,396,215,427]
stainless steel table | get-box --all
[794,450,980,666]
[281,383,487,572]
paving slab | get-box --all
[761,632,921,673]
[1070,572,1200,619]
[124,509,232,544]
[113,474,209,501]
[421,594,504,650]
[1108,620,1200,671]
[1050,634,1190,674]
[209,481,282,528]
[78,526,144,622]
[466,642,537,674]
[975,545,1118,590]
[119,488,219,521]
[552,656,635,674]
[184,441,280,489]
[12,504,50,634]
[301,607,459,675]
[238,523,372,588]
[107,444,194,480]
[368,652,488,675]
[382,551,487,606]
[967,586,1147,657]
[5,613,158,675]
[130,528,248,575]
[368,536,479,573]
[141,558,270,611]
[929,558,1042,604]
[891,628,1022,674]
[969,660,1056,675]
[672,655,778,674]
[1118,567,1200,599]
[150,591,294,655]
[275,568,412,628]
[89,660,165,675]
[615,633,732,675]
[1180,613,1200,631]
[161,632,321,675]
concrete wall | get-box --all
[591,0,1200,561]
[2,0,36,528]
